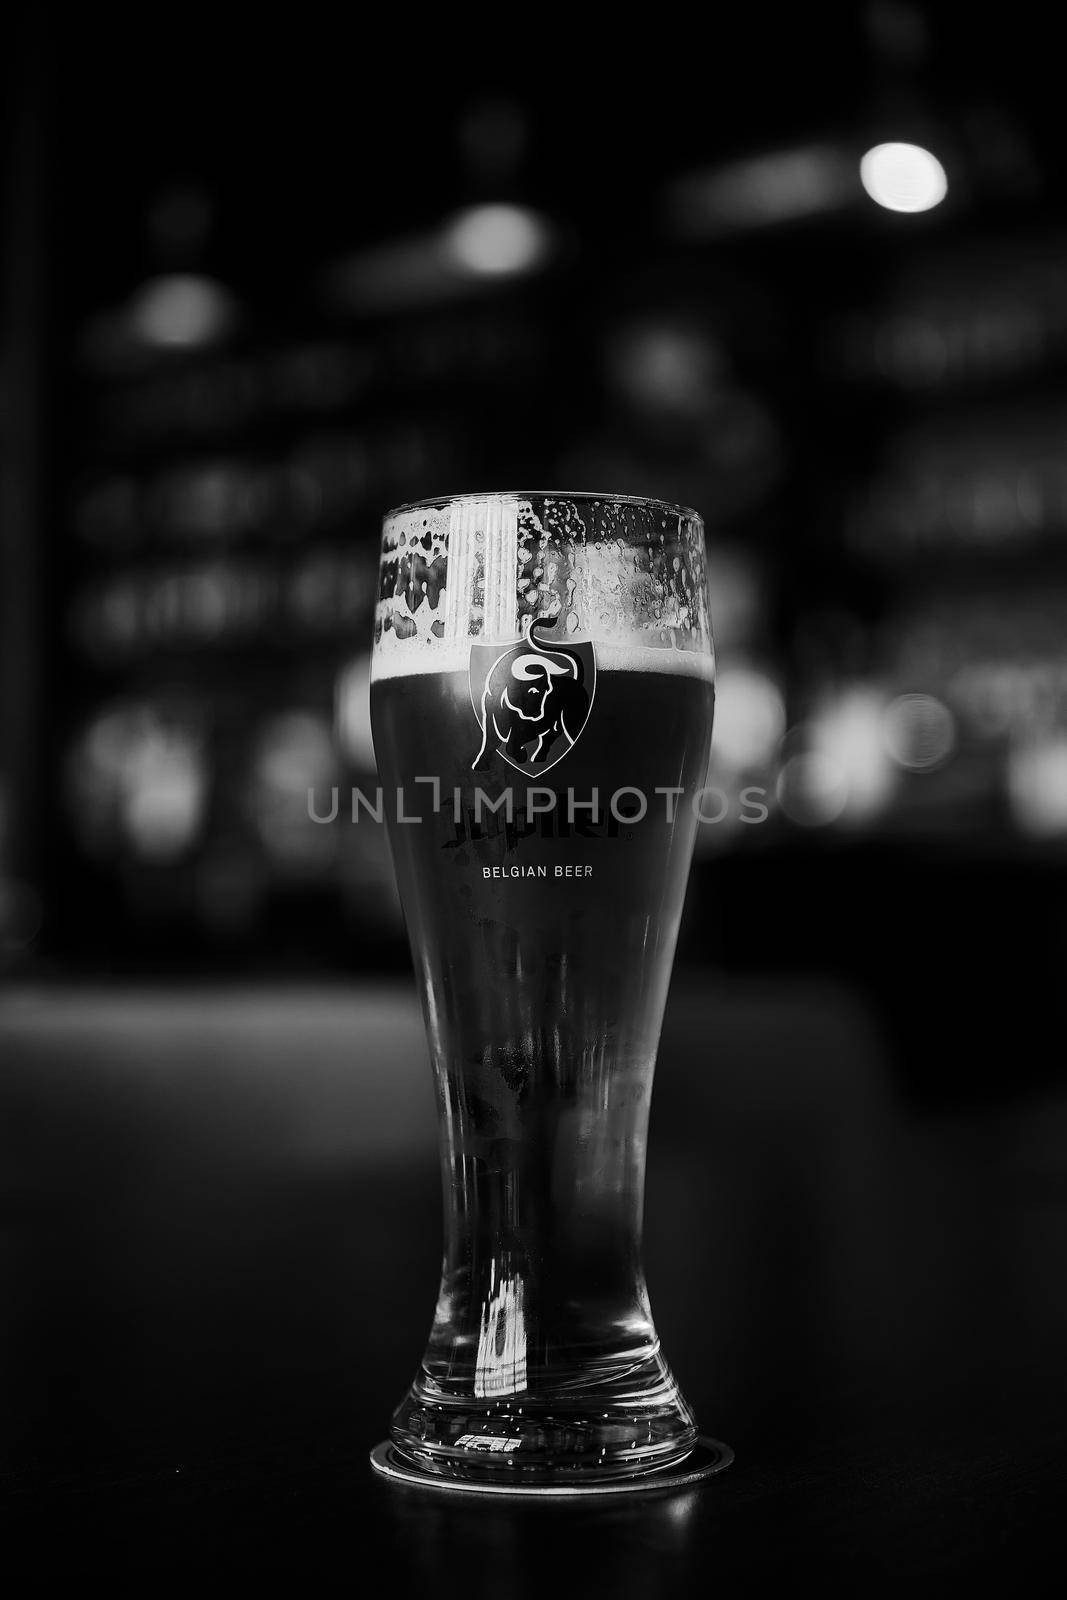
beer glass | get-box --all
[369,491,723,1492]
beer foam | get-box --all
[371,638,715,682]
[373,494,713,681]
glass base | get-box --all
[389,1344,699,1484]
[369,1435,733,1497]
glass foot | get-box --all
[369,1435,733,1497]
[390,1343,700,1482]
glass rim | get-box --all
[384,489,702,523]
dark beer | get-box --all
[371,643,714,1481]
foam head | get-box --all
[372,493,714,681]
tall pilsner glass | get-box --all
[370,492,718,1490]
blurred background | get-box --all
[3,5,1067,1548]
[4,5,1065,1094]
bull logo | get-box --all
[471,617,595,772]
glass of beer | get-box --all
[370,491,721,1491]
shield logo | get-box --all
[470,617,596,773]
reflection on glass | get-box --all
[475,1261,528,1399]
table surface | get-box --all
[2,979,1065,1582]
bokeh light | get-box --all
[1007,737,1067,836]
[860,143,948,213]
[250,711,339,862]
[811,689,898,821]
[444,205,552,277]
[779,690,898,828]
[712,666,787,770]
[777,753,850,827]
[882,693,957,770]
[129,274,238,350]
[122,731,206,860]
[68,703,207,861]
[336,655,375,769]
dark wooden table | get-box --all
[2,980,1065,1581]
